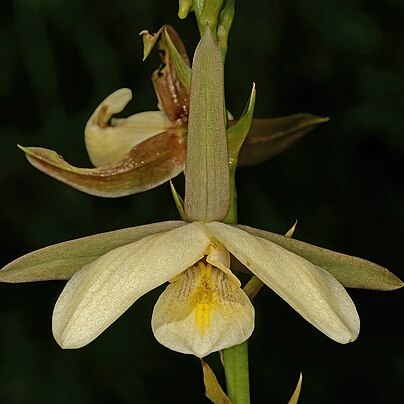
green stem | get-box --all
[243,276,265,301]
[223,342,250,404]
[222,162,251,401]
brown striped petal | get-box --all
[20,130,186,198]
[238,114,329,166]
[141,25,190,124]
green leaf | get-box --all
[201,360,231,404]
[19,130,186,198]
[236,224,403,291]
[238,114,329,166]
[288,373,303,404]
[184,27,230,222]
[0,222,185,283]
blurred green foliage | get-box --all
[0,0,403,403]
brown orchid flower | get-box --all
[20,26,327,197]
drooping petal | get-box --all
[208,222,360,344]
[85,88,172,166]
[152,262,254,357]
[52,222,212,349]
[238,114,329,166]
[236,224,403,291]
[0,221,185,283]
[20,129,186,198]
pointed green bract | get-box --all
[184,27,230,222]
[141,26,191,92]
[170,181,187,221]
[236,224,403,291]
[227,84,256,169]
[0,222,185,283]
[225,83,256,224]
[163,29,191,91]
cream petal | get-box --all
[207,222,360,344]
[52,222,212,349]
[152,262,254,358]
[85,89,172,166]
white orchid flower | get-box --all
[1,216,400,357]
[52,220,362,357]
[0,219,368,357]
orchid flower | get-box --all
[0,219,376,357]
[19,26,328,197]
[19,26,191,198]
[0,217,400,357]
[1,28,401,360]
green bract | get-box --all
[184,27,230,222]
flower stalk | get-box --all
[223,342,250,404]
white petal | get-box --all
[152,262,254,357]
[208,222,360,344]
[85,89,172,166]
[52,222,212,349]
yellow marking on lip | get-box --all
[189,262,219,335]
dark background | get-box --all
[0,0,403,403]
